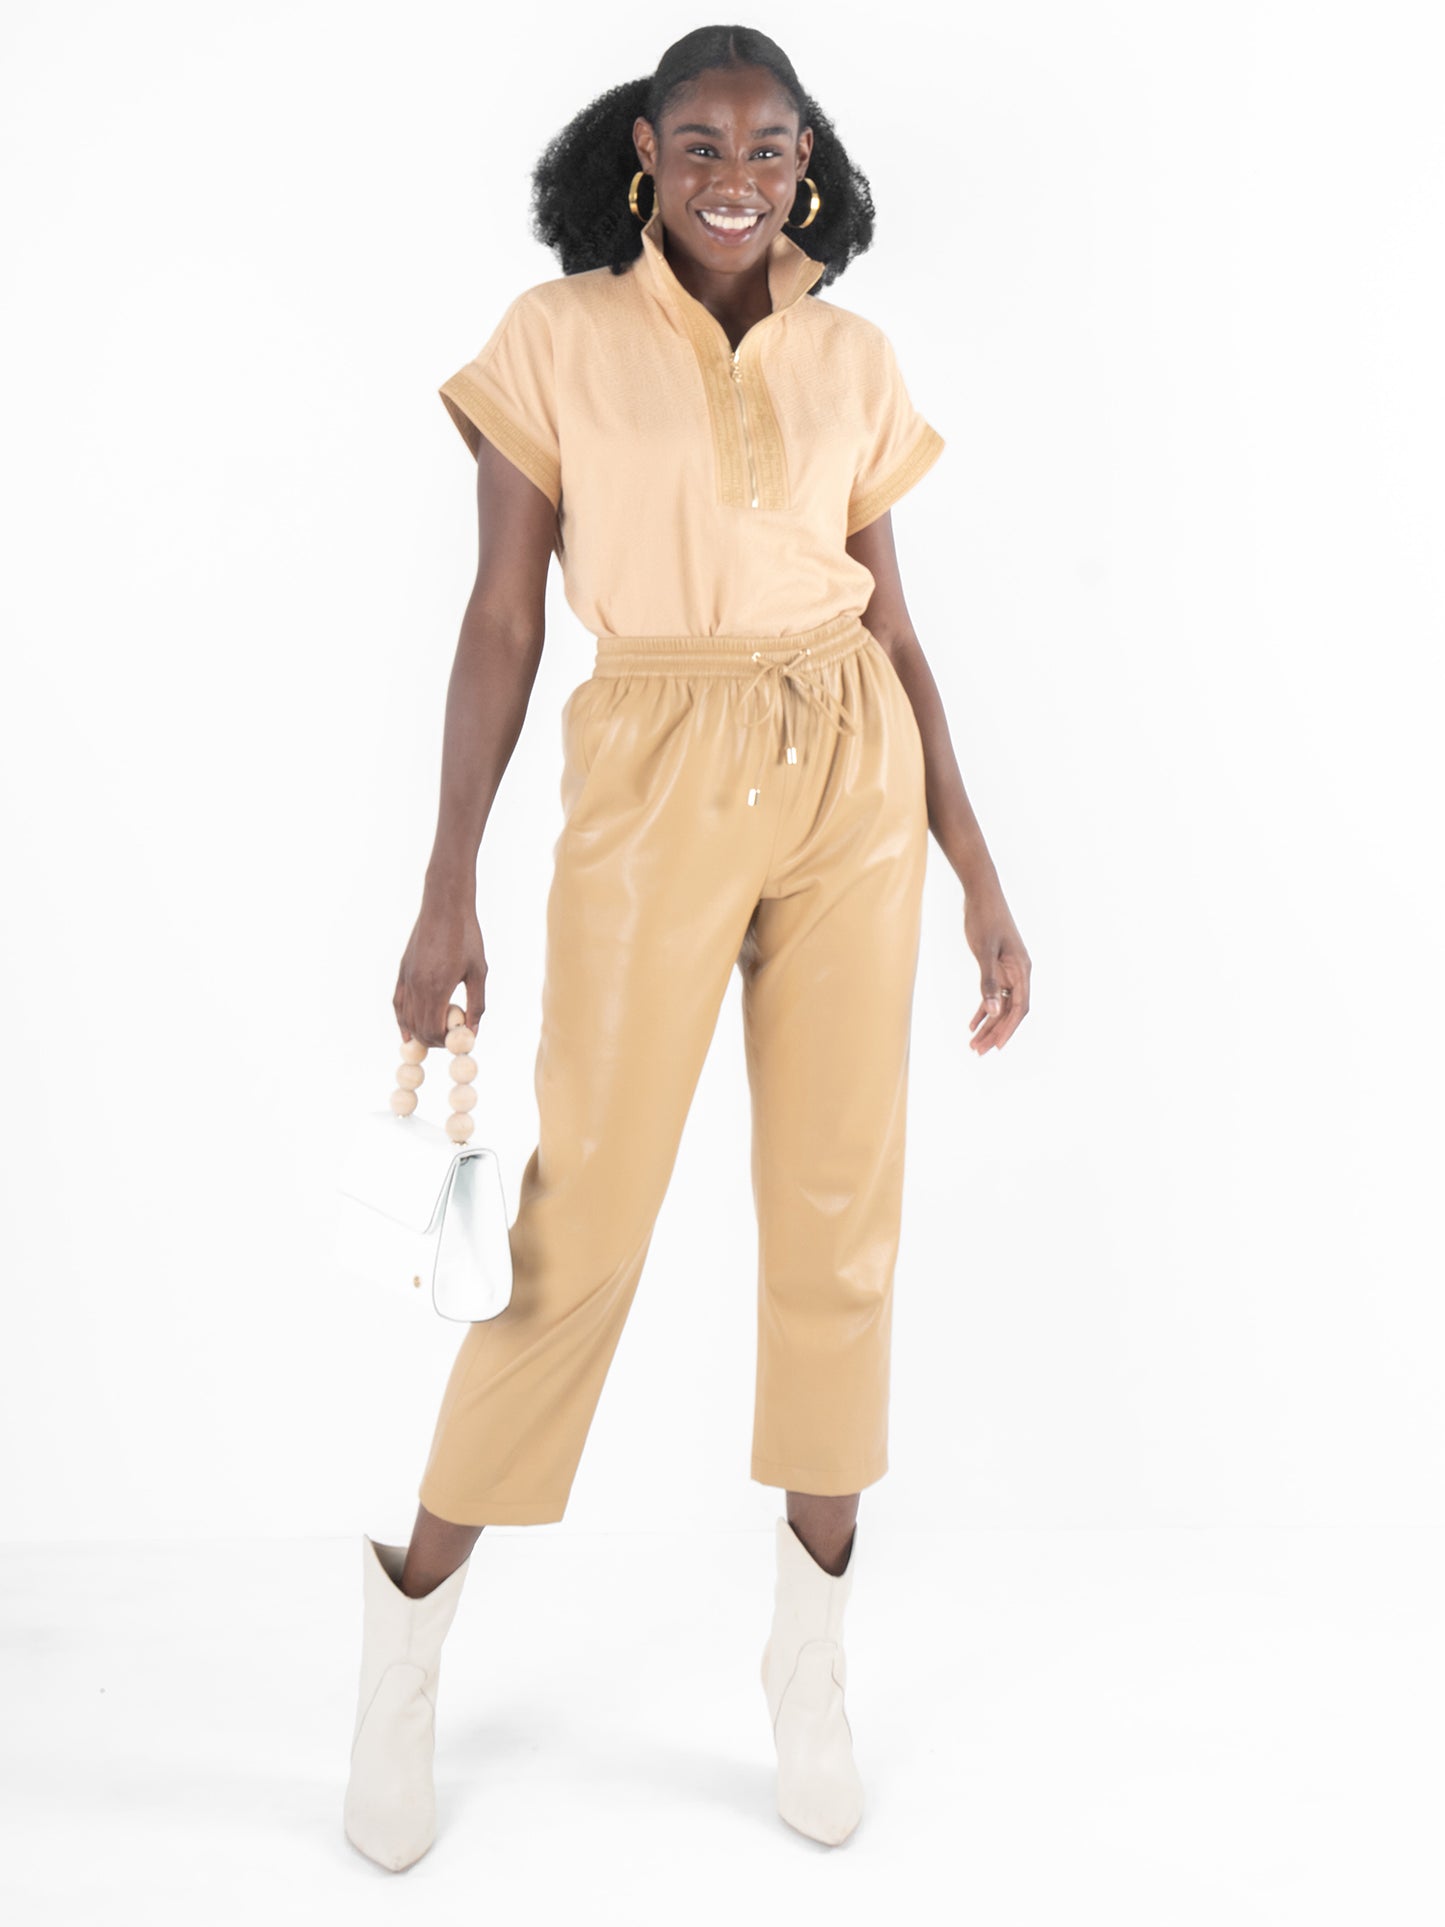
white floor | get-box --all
[2,1525,1441,1924]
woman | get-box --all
[344,24,1031,1870]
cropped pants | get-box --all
[417,610,929,1525]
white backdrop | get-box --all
[2,0,1440,1546]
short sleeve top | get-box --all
[438,203,945,640]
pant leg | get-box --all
[416,669,771,1525]
[739,635,930,1496]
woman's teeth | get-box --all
[699,210,761,232]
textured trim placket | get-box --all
[635,206,823,513]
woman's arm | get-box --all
[394,439,558,1050]
[849,512,1032,1054]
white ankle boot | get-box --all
[343,1534,472,1871]
[760,1515,866,1845]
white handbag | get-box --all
[332,1005,513,1323]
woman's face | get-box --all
[634,65,813,279]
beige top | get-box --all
[439,204,945,640]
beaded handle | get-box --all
[388,1002,478,1144]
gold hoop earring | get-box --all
[785,176,821,229]
[628,170,655,222]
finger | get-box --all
[973,968,1007,1040]
[464,968,486,1033]
[412,999,440,1051]
[999,993,1030,1044]
[991,977,1030,1048]
[977,989,1023,1052]
[970,1009,1006,1052]
[969,996,1005,1031]
[984,973,1015,1024]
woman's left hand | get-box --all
[963,882,1031,1054]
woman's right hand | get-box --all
[393,888,488,1048]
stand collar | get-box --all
[634,203,825,322]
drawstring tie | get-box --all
[735,646,860,805]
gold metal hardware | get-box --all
[785,177,821,229]
[731,346,760,508]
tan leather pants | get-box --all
[417,611,929,1524]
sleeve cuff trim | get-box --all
[439,373,562,511]
[846,423,945,537]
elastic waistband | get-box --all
[592,609,870,678]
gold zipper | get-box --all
[730,346,760,508]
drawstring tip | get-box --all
[785,744,797,764]
[747,786,761,806]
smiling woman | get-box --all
[435,51,944,635]
[343,18,1031,1878]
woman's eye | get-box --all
[686,146,783,160]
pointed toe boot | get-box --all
[760,1515,866,1846]
[343,1534,471,1871]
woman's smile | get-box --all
[694,206,768,245]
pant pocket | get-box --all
[559,676,629,825]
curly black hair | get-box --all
[530,24,876,290]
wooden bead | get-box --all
[445,1024,476,1055]
[449,1054,477,1084]
[389,1088,418,1116]
[395,1063,424,1091]
[399,1037,427,1065]
[446,1003,466,1031]
[445,1111,474,1144]
[449,1083,477,1112]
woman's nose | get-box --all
[712,162,757,194]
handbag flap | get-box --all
[335,1110,475,1234]
[433,1145,514,1321]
